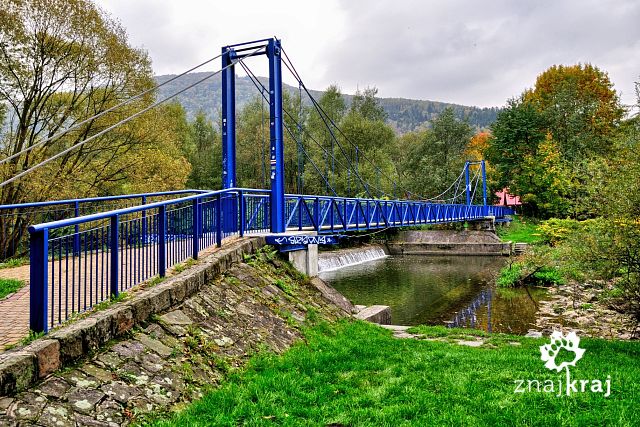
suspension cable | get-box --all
[0,53,225,166]
[238,61,386,199]
[281,48,421,200]
[427,167,467,203]
[0,46,264,188]
[283,122,338,196]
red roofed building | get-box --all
[495,188,522,206]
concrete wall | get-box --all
[0,238,266,397]
[387,230,511,256]
[287,244,318,277]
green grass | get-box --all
[0,278,25,299]
[497,216,542,244]
[0,257,28,269]
[154,320,640,426]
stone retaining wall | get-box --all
[0,237,265,398]
[0,238,353,425]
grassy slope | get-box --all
[156,321,640,426]
[497,216,542,244]
[0,278,25,299]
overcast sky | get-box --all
[99,0,639,108]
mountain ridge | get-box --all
[155,72,500,133]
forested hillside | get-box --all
[155,72,499,132]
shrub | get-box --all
[497,262,564,288]
[536,218,581,245]
[532,267,565,286]
[569,218,640,322]
[497,263,524,287]
[497,244,567,288]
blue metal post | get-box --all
[158,206,166,277]
[109,216,119,297]
[465,161,471,205]
[141,196,147,245]
[221,46,238,234]
[192,199,200,259]
[222,47,236,190]
[73,201,80,256]
[29,229,49,333]
[313,197,319,232]
[267,38,285,233]
[481,160,487,206]
[343,198,347,230]
[239,191,245,237]
[216,194,222,247]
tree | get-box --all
[515,136,573,217]
[184,111,220,190]
[339,111,396,197]
[486,65,625,218]
[429,107,472,192]
[485,96,547,192]
[0,0,191,257]
[350,87,387,122]
[395,108,472,199]
[465,131,491,162]
[304,86,346,195]
[524,64,624,161]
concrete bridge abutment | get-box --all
[287,244,319,277]
[468,216,496,232]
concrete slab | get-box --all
[355,305,392,325]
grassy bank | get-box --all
[496,216,541,244]
[0,278,25,299]
[155,320,640,426]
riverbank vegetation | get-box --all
[496,216,542,244]
[154,320,640,426]
[487,64,639,327]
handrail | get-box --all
[27,187,513,333]
[28,188,269,232]
[0,189,209,210]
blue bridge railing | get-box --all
[0,189,207,261]
[27,188,512,333]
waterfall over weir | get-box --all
[318,246,388,273]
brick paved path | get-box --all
[0,238,237,349]
[0,279,30,348]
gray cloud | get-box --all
[321,0,640,107]
[100,0,639,108]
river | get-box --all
[320,254,548,334]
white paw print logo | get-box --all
[540,330,585,372]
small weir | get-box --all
[318,246,388,273]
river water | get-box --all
[320,255,547,334]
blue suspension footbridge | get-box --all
[0,38,513,335]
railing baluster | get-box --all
[216,194,222,247]
[239,191,245,237]
[159,206,167,277]
[110,215,119,298]
[73,201,80,256]
[313,197,319,232]
[29,229,49,333]
[192,198,200,259]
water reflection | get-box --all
[321,255,548,334]
[447,288,492,331]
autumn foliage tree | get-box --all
[523,64,624,160]
[486,64,624,218]
[0,0,190,257]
